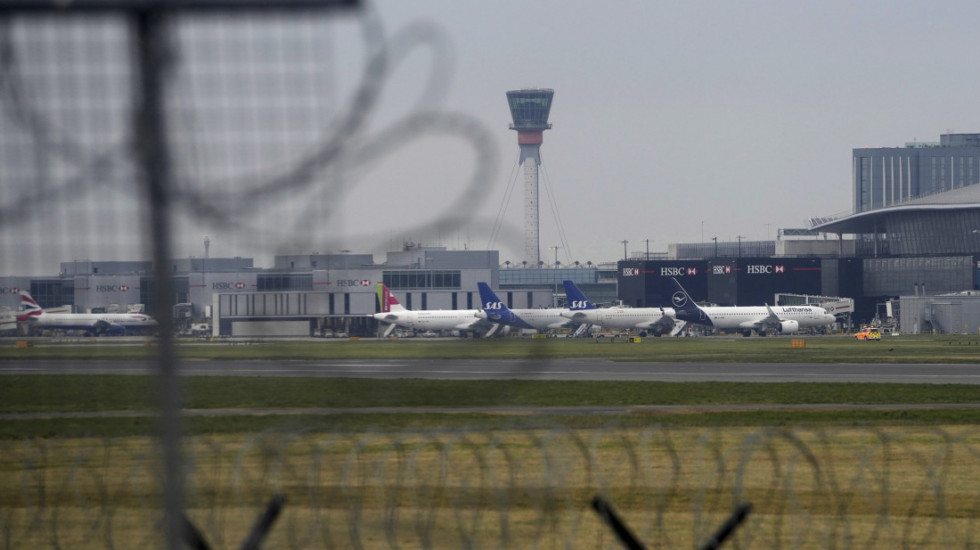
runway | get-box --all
[4,358,980,384]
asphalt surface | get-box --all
[4,358,980,384]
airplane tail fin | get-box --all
[17,290,43,321]
[667,277,709,324]
[477,282,535,330]
[376,284,406,313]
[562,280,597,310]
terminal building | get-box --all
[618,132,980,332]
[5,133,980,336]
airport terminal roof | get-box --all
[810,184,980,234]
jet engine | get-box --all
[778,320,800,334]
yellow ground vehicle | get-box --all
[855,328,882,341]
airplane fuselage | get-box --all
[564,307,676,331]
[373,309,484,332]
[476,308,572,331]
[683,305,835,332]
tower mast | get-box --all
[506,88,554,267]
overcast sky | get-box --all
[353,0,979,265]
[2,1,979,275]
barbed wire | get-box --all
[3,425,980,549]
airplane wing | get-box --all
[742,305,799,335]
[633,313,675,334]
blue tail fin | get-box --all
[667,277,711,325]
[477,282,535,330]
[562,280,597,310]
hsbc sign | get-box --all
[660,267,698,277]
[712,265,733,275]
[622,268,640,277]
[746,265,786,274]
[96,284,131,292]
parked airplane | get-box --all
[17,291,158,336]
[560,279,678,337]
[666,277,836,336]
[372,284,489,337]
[475,282,594,333]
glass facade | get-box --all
[499,267,595,287]
[29,279,74,310]
[384,270,461,290]
[257,273,313,291]
[853,134,980,213]
[506,89,554,130]
[887,210,980,256]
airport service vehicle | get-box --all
[855,328,882,341]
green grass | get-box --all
[4,334,980,439]
[3,333,980,362]
[4,375,980,438]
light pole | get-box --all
[621,240,628,261]
[736,235,745,258]
[712,236,718,258]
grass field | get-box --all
[4,335,980,547]
[3,332,980,363]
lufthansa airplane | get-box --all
[560,280,678,337]
[372,284,489,337]
[18,291,158,336]
[475,282,594,333]
[666,277,836,336]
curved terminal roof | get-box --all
[811,184,980,234]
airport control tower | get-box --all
[506,88,554,267]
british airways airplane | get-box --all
[666,278,836,336]
[474,282,595,333]
[18,291,157,336]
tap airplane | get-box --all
[560,280,678,337]
[373,284,489,337]
[17,291,158,336]
[474,282,595,333]
[667,277,836,337]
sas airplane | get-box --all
[373,284,489,337]
[18,291,158,336]
[560,279,678,337]
[667,277,836,337]
[474,282,595,333]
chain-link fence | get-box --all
[4,425,980,549]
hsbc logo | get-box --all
[660,267,697,277]
[337,279,371,287]
[1,287,19,294]
[712,265,732,275]
[96,284,130,293]
[746,265,785,274]
[622,268,639,277]
[212,282,247,290]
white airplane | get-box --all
[372,284,490,337]
[667,277,836,337]
[474,282,594,333]
[560,279,678,337]
[18,291,158,336]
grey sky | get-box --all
[362,0,979,264]
[1,1,979,275]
